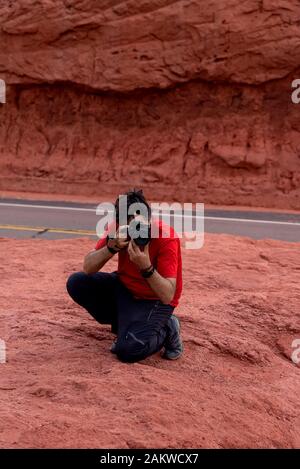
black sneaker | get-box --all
[161,315,183,360]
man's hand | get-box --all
[127,241,151,270]
[128,240,176,304]
[107,225,130,251]
[83,226,129,274]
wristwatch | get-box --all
[106,235,120,255]
[141,265,155,278]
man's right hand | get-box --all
[83,226,129,274]
[107,225,130,251]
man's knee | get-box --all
[66,271,88,299]
[115,334,149,363]
[116,346,146,363]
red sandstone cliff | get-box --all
[0,0,300,208]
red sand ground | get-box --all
[0,234,299,448]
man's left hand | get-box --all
[127,241,151,270]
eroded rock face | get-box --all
[0,0,300,208]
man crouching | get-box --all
[66,189,183,363]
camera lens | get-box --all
[128,220,151,246]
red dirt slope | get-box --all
[0,235,299,448]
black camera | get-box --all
[119,220,151,247]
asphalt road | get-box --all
[0,198,299,242]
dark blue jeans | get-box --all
[66,272,174,363]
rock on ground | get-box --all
[0,234,299,448]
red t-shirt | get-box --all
[95,219,182,307]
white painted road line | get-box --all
[0,202,96,213]
[203,216,300,227]
[0,202,299,226]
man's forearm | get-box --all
[83,246,114,274]
[83,232,129,274]
[145,271,176,305]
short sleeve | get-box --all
[95,235,107,251]
[95,221,117,250]
[156,238,179,278]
